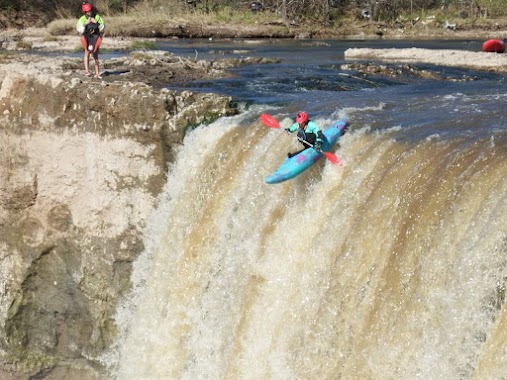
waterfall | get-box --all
[112,108,507,380]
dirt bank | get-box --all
[3,30,507,85]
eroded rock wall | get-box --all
[0,71,236,379]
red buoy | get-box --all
[482,39,505,53]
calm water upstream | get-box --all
[156,38,507,138]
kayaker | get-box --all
[76,2,105,79]
[285,111,324,158]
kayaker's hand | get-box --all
[314,142,322,151]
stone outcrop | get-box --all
[0,52,237,379]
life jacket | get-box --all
[84,22,100,37]
[82,16,102,52]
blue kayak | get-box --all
[265,117,348,184]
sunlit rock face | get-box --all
[0,58,236,378]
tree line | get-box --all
[0,0,502,25]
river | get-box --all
[111,38,507,380]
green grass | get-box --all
[44,0,507,39]
[47,1,284,38]
[477,0,507,16]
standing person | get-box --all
[285,111,324,158]
[76,2,105,78]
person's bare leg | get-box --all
[93,54,100,78]
[84,51,90,74]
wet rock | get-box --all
[340,62,479,82]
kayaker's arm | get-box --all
[285,122,299,134]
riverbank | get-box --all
[2,25,507,83]
[3,9,507,54]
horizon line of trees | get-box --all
[0,0,502,25]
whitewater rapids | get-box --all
[112,106,507,380]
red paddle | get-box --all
[260,113,342,165]
[260,113,281,129]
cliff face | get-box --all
[0,53,237,379]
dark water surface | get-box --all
[154,38,507,140]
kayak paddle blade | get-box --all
[324,151,341,166]
[260,113,280,129]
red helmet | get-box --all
[296,111,309,124]
[82,3,92,12]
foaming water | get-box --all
[112,108,507,379]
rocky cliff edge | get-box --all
[0,48,249,379]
